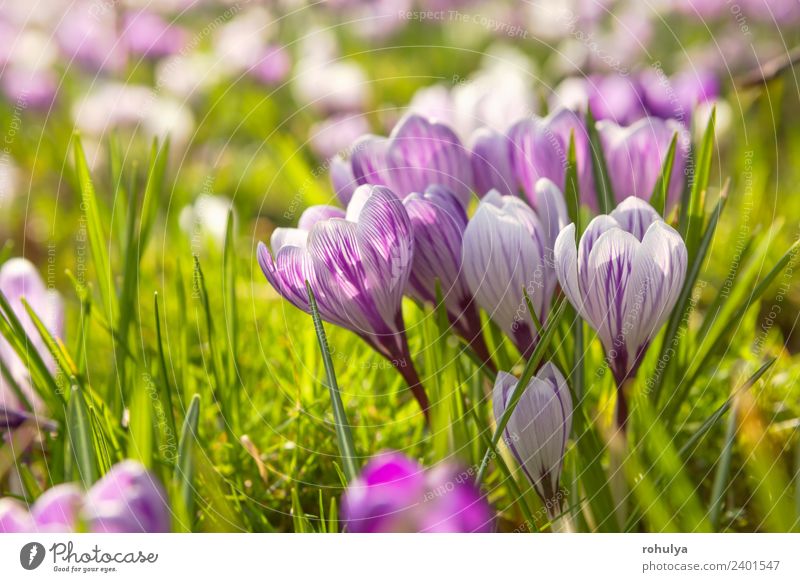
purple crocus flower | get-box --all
[598,117,690,210]
[249,44,292,86]
[122,10,187,60]
[554,197,687,424]
[0,258,64,414]
[508,108,595,211]
[550,75,648,127]
[350,114,474,207]
[493,362,572,518]
[309,113,370,161]
[470,127,516,197]
[461,182,567,358]
[84,460,171,533]
[329,154,358,206]
[402,185,491,365]
[640,69,719,124]
[341,451,493,533]
[258,185,429,415]
[0,460,169,533]
[1,68,58,111]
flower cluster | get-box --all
[0,461,170,533]
[341,451,493,533]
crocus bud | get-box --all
[350,114,474,207]
[83,460,170,533]
[554,197,687,391]
[493,363,572,517]
[461,190,560,358]
[402,186,491,364]
[508,108,594,210]
[0,258,64,413]
[341,451,493,533]
[258,185,428,414]
[470,127,516,197]
[122,10,187,59]
[0,484,82,533]
[598,117,690,211]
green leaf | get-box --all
[306,282,359,483]
[649,132,678,217]
[139,138,170,250]
[66,384,97,488]
[652,185,728,405]
[174,394,200,532]
[564,131,581,234]
[586,107,615,214]
[681,107,715,259]
[73,135,117,322]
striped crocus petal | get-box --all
[469,127,515,197]
[383,114,473,207]
[509,108,594,210]
[462,191,552,356]
[533,178,569,253]
[599,117,689,210]
[553,197,687,383]
[351,135,390,187]
[493,363,572,509]
[297,205,346,231]
[330,154,358,206]
[402,185,470,310]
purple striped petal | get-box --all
[470,127,515,197]
[599,117,689,210]
[351,135,390,187]
[298,205,346,231]
[384,114,473,206]
[330,154,358,206]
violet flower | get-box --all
[0,460,170,533]
[258,185,429,414]
[508,108,595,211]
[341,451,493,533]
[554,197,687,425]
[493,363,572,518]
[598,117,690,211]
[0,258,64,414]
[122,10,187,60]
[350,114,474,207]
[461,182,567,358]
[402,185,492,365]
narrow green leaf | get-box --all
[681,107,715,259]
[564,131,581,234]
[306,282,359,483]
[174,394,200,531]
[586,107,615,214]
[73,135,117,321]
[649,132,678,217]
[708,394,738,530]
[66,384,97,488]
[154,293,178,444]
[139,138,170,250]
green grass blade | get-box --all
[73,135,117,322]
[564,131,581,233]
[681,107,715,259]
[306,282,359,483]
[139,138,169,250]
[67,384,97,487]
[649,132,678,217]
[708,393,738,530]
[174,394,200,532]
[586,107,615,214]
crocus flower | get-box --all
[598,117,690,210]
[122,10,186,59]
[341,451,493,533]
[0,460,170,533]
[461,182,567,358]
[402,186,491,365]
[508,108,594,211]
[350,114,474,207]
[84,460,171,533]
[470,127,516,197]
[249,44,292,86]
[258,185,429,414]
[493,363,572,517]
[550,75,648,126]
[309,113,370,161]
[554,197,687,424]
[329,154,358,206]
[0,258,64,413]
[640,69,719,124]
